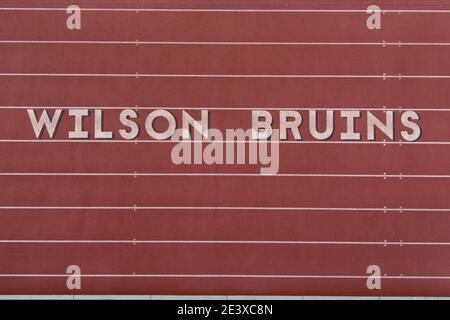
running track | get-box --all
[0,0,450,296]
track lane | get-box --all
[0,175,449,208]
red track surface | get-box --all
[0,0,449,296]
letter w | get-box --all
[27,109,63,138]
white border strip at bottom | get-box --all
[0,295,449,300]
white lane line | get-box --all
[0,172,449,179]
[2,106,450,112]
[0,273,448,280]
[0,240,449,246]
[0,140,448,145]
[0,8,450,13]
[0,295,446,300]
[0,73,449,79]
[1,40,450,46]
[0,206,447,213]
